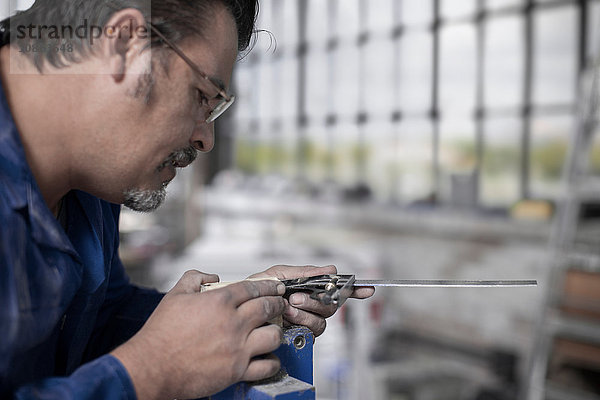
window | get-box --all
[484,16,524,109]
[229,0,590,208]
[399,32,433,113]
[365,39,396,118]
[439,24,477,114]
[441,0,476,20]
[481,117,522,206]
[397,119,434,202]
[532,6,577,106]
[402,2,432,27]
[530,114,573,198]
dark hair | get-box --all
[1,0,258,71]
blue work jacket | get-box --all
[0,60,164,398]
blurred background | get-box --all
[3,0,600,399]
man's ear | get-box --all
[101,8,149,82]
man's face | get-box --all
[86,5,238,211]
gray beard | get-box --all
[123,146,197,212]
[123,185,167,212]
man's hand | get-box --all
[111,270,287,400]
[249,265,375,337]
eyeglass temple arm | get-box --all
[147,23,230,100]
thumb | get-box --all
[170,270,220,294]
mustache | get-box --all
[156,146,198,172]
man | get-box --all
[0,1,373,399]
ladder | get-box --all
[523,48,600,400]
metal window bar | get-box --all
[270,1,283,173]
[475,0,486,179]
[521,0,534,199]
[357,0,368,185]
[325,0,338,182]
[390,0,403,204]
[296,0,308,179]
[432,0,441,197]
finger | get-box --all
[249,264,338,280]
[288,292,337,318]
[221,280,286,307]
[246,325,283,358]
[350,287,375,299]
[237,296,286,329]
[171,270,220,294]
[283,306,327,337]
[242,353,281,382]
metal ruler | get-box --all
[354,279,538,288]
[282,275,537,307]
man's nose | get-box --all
[190,121,215,152]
